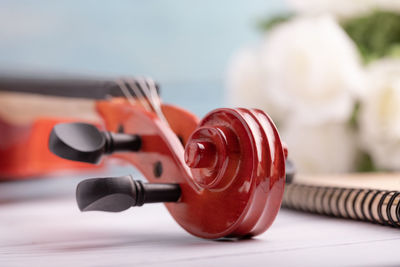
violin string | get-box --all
[140,77,168,123]
[126,76,168,124]
[116,76,168,125]
[124,77,153,112]
[115,78,136,105]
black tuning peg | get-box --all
[49,122,141,164]
[76,175,181,212]
[285,159,296,184]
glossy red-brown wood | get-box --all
[0,117,102,179]
[96,99,286,239]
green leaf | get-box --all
[342,10,400,64]
[349,101,361,130]
[355,151,377,172]
[258,13,294,32]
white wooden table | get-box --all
[1,177,399,267]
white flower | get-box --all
[225,47,284,123]
[259,15,364,125]
[287,0,400,18]
[225,15,363,174]
[282,120,357,174]
[359,59,400,170]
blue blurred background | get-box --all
[0,0,286,116]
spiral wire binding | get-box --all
[283,183,400,227]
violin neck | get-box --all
[0,75,159,99]
[0,91,99,125]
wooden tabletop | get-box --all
[1,176,399,267]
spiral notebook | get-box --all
[282,173,400,227]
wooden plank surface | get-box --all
[0,177,399,267]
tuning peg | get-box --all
[285,160,295,184]
[49,122,141,164]
[76,175,181,212]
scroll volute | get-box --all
[95,99,286,239]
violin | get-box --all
[1,75,294,239]
[0,76,136,178]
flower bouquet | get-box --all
[227,1,400,174]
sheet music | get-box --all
[1,192,399,267]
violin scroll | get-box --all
[184,124,240,190]
[49,101,289,239]
[178,108,286,238]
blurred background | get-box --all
[2,0,400,192]
[0,0,286,116]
